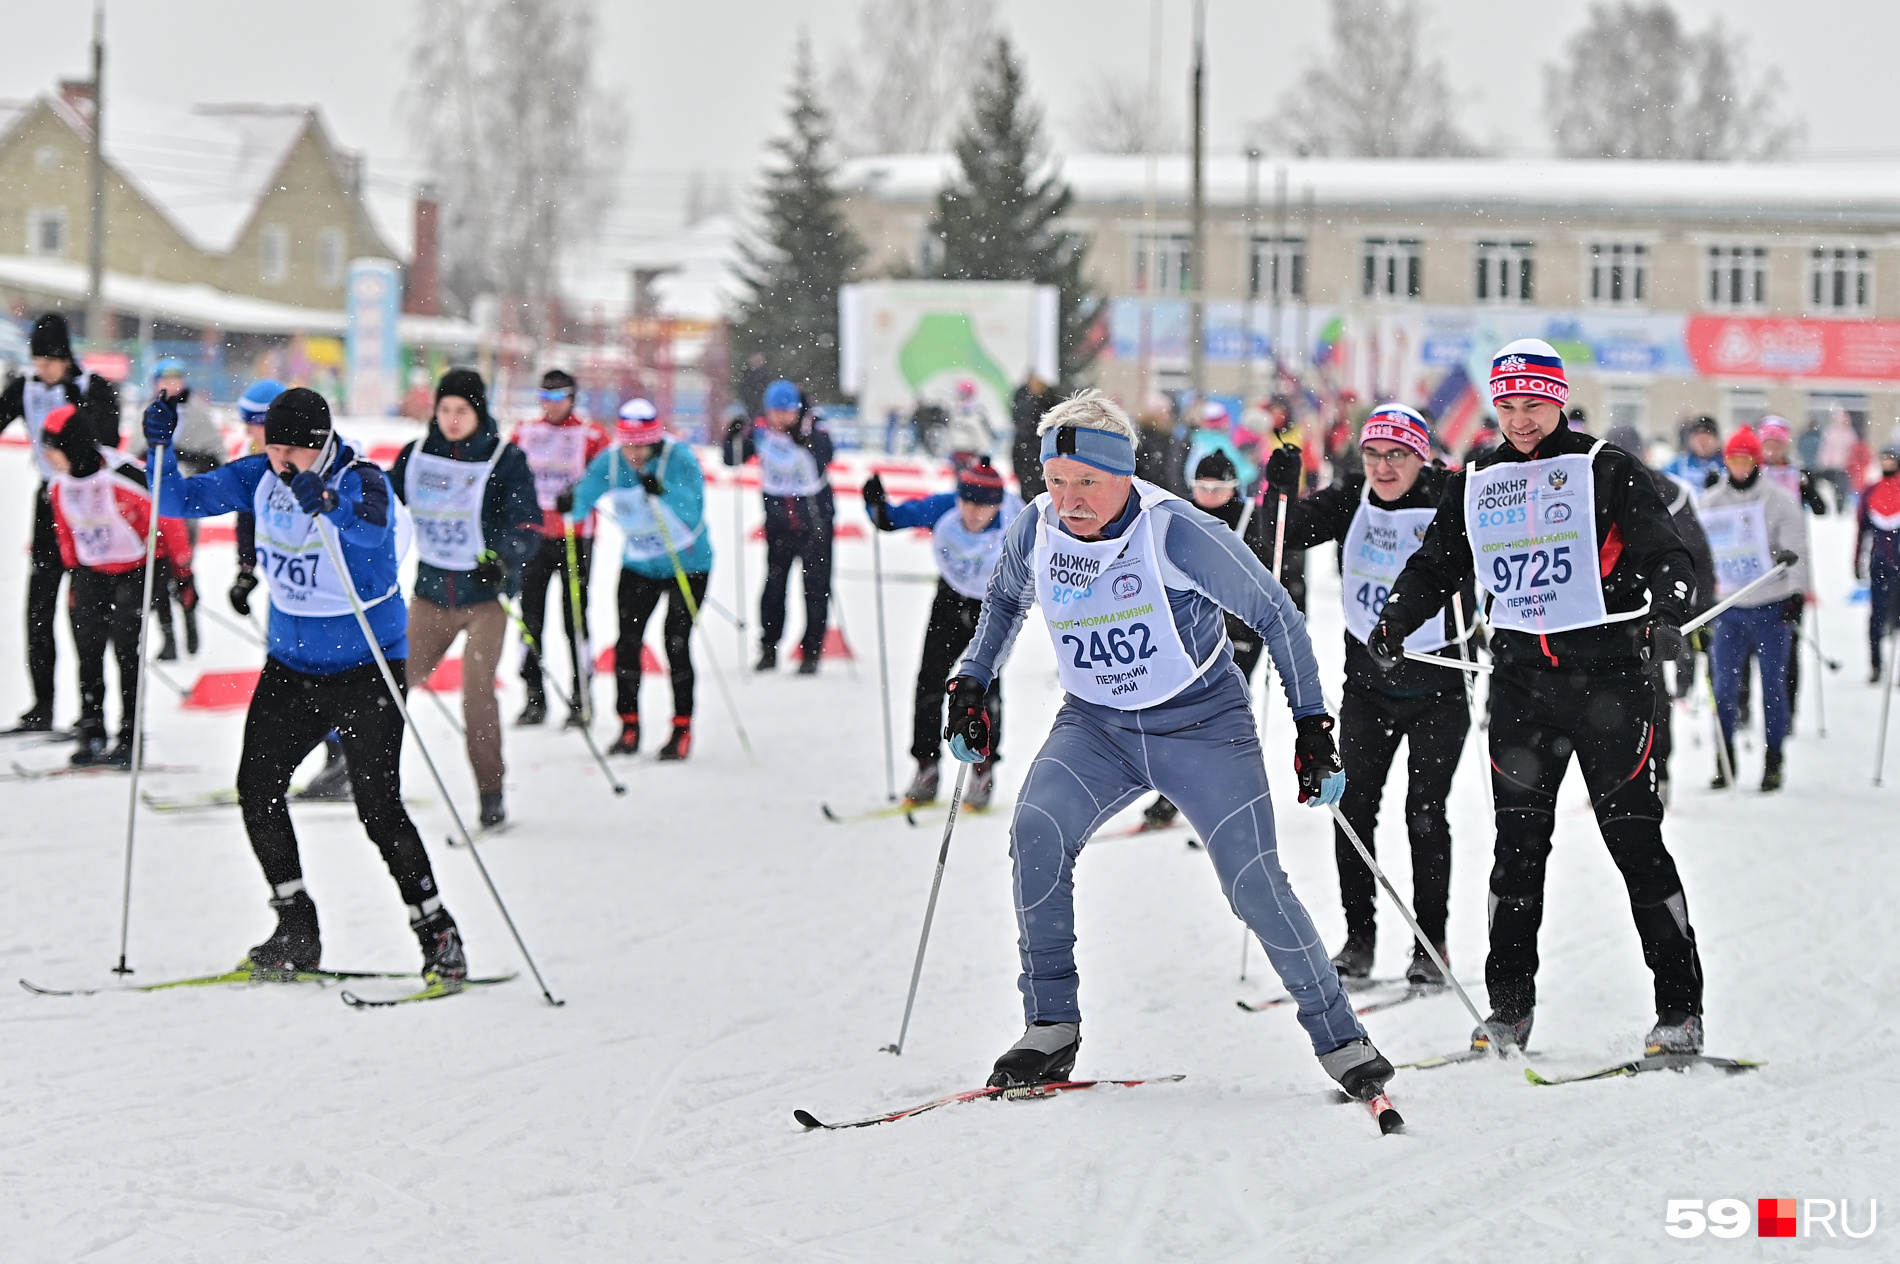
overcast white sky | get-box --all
[0,0,1893,232]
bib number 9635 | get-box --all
[1489,545,1573,595]
[1061,623,1159,669]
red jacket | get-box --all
[51,458,193,576]
[510,415,612,539]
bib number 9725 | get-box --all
[1489,545,1573,595]
[1061,623,1158,669]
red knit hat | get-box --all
[1724,426,1762,461]
[616,398,664,446]
[956,458,1006,505]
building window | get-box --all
[1605,385,1649,442]
[26,208,67,257]
[1249,237,1305,300]
[1725,388,1770,432]
[1705,244,1767,311]
[1362,238,1421,301]
[1132,233,1193,293]
[318,229,346,287]
[34,146,60,172]
[1805,391,1868,436]
[1808,246,1871,314]
[1475,241,1535,305]
[1586,242,1648,307]
[260,225,290,284]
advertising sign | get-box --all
[840,281,1059,429]
[1687,315,1900,380]
[346,257,403,416]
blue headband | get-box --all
[1039,425,1136,476]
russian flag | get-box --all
[1427,365,1481,456]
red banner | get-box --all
[1686,315,1900,381]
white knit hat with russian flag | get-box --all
[617,397,664,445]
[1488,338,1569,407]
[1360,403,1432,460]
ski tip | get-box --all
[820,804,842,822]
[19,978,72,996]
[904,811,919,826]
[1377,1105,1405,1135]
[1523,1068,1553,1085]
[792,1108,825,1130]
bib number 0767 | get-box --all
[1061,623,1159,669]
[1489,545,1573,595]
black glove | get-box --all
[1781,593,1805,625]
[1365,617,1405,672]
[1771,548,1799,569]
[1634,617,1686,666]
[1703,468,1721,490]
[725,416,749,441]
[143,395,179,449]
[1264,445,1303,496]
[1293,714,1345,806]
[288,468,338,516]
[174,572,198,612]
[229,570,259,617]
[473,551,505,589]
[861,474,892,529]
[554,487,575,515]
[943,675,991,763]
[638,470,664,496]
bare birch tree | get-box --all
[1067,75,1183,155]
[1545,2,1802,160]
[827,0,1000,156]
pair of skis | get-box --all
[20,966,515,1007]
[1398,1044,1763,1085]
[1237,976,1444,1017]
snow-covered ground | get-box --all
[1,439,1893,1260]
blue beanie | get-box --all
[763,379,801,412]
[152,357,187,382]
[238,378,286,426]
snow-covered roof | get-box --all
[841,154,1900,224]
[558,213,749,322]
[0,253,478,345]
[102,101,313,254]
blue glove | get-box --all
[143,395,179,449]
[288,469,338,517]
[1294,714,1346,808]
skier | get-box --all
[1664,415,1724,495]
[940,379,998,461]
[1754,415,1827,720]
[1259,404,1473,986]
[388,368,541,829]
[0,313,122,731]
[145,387,466,980]
[1858,445,1900,682]
[564,398,712,760]
[723,378,834,673]
[1370,340,1706,1056]
[1699,426,1807,792]
[510,368,610,727]
[135,359,214,662]
[41,405,192,766]
[1182,400,1258,492]
[944,389,1394,1103]
[861,457,1022,810]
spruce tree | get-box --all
[732,37,865,401]
[930,35,1102,388]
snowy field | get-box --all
[1,435,1894,1260]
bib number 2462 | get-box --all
[1060,623,1159,669]
[1489,545,1573,595]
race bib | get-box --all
[755,428,826,497]
[405,447,501,571]
[253,455,402,616]
[1698,503,1776,598]
[58,460,148,568]
[1465,447,1613,635]
[516,423,592,511]
[1341,496,1449,652]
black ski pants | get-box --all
[760,520,832,658]
[911,580,1002,764]
[26,485,66,714]
[517,533,594,701]
[70,566,144,739]
[616,569,708,721]
[1485,664,1702,1021]
[1334,685,1468,946]
[236,657,441,911]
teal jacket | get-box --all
[567,440,713,579]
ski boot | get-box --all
[755,646,777,673]
[412,906,468,983]
[966,760,996,810]
[986,1021,1081,1089]
[156,622,179,662]
[796,651,821,676]
[240,889,322,974]
[1471,1010,1534,1054]
[183,606,200,656]
[479,791,506,830]
[609,714,639,755]
[12,704,52,733]
[516,688,548,727]
[902,760,940,805]
[1710,741,1737,789]
[1319,1037,1396,1102]
[1644,1011,1705,1056]
[1142,795,1180,829]
[295,741,352,801]
[1405,939,1447,988]
[562,705,589,730]
[657,718,692,761]
[69,718,108,767]
[103,731,135,769]
[1760,748,1784,793]
[1329,933,1375,981]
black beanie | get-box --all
[264,387,334,450]
[540,368,576,392]
[43,404,100,476]
[30,313,73,360]
[1194,451,1238,483]
[435,367,490,421]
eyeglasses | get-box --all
[538,388,574,402]
[1361,448,1421,466]
[1191,479,1238,494]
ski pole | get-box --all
[1806,600,1828,739]
[1404,649,1493,673]
[700,593,744,629]
[314,518,564,1007]
[1679,560,1793,637]
[732,473,748,670]
[871,522,896,800]
[202,603,265,649]
[144,660,192,699]
[1876,632,1898,786]
[883,761,971,1056]
[114,441,169,975]
[498,595,626,796]
[650,500,755,759]
[1328,805,1490,1042]
[563,517,592,726]
[1271,491,1288,579]
[1245,490,1291,975]
[419,677,467,738]
[1452,592,1493,816]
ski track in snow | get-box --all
[1,441,1894,1260]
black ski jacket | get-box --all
[1381,426,1695,673]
